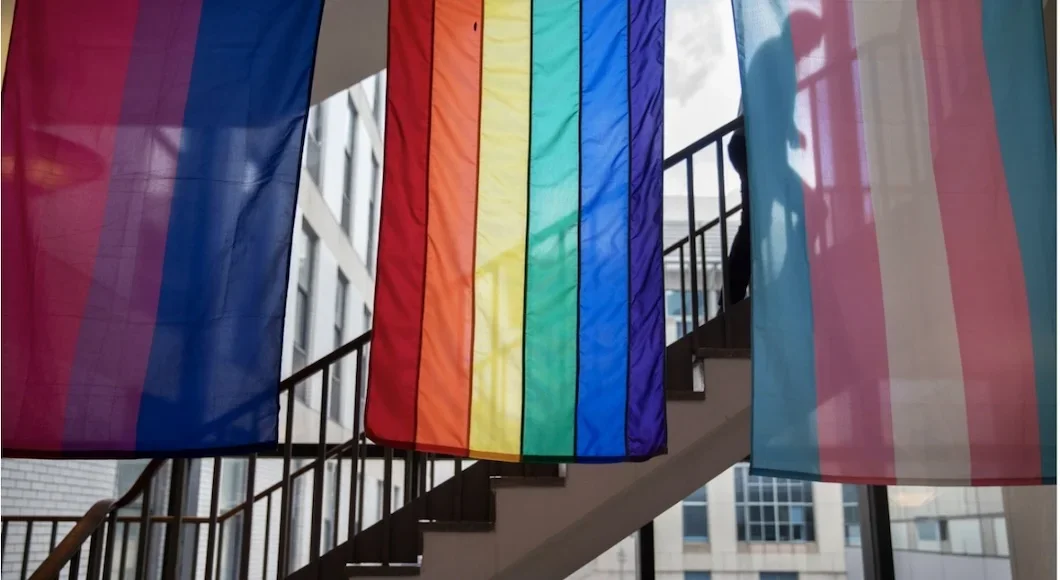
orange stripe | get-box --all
[416,0,484,452]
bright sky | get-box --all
[662,0,744,225]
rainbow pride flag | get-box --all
[366,0,667,462]
[739,0,1056,485]
[1,0,323,457]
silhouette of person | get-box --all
[723,10,823,307]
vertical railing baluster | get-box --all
[239,455,257,580]
[102,513,117,580]
[49,521,58,553]
[68,548,81,580]
[380,448,394,565]
[262,494,272,580]
[348,346,366,556]
[204,457,222,580]
[403,451,414,505]
[310,366,330,563]
[215,520,225,580]
[189,525,201,580]
[118,522,130,580]
[21,521,33,580]
[277,385,296,579]
[715,140,732,347]
[331,455,342,549]
[698,230,708,319]
[678,245,687,336]
[162,459,187,580]
[2,520,8,558]
[356,441,367,535]
[87,528,105,580]
[135,477,153,580]
[685,157,700,334]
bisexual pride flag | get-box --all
[738,0,1056,484]
[2,0,324,457]
[366,0,667,462]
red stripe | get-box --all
[62,0,202,452]
[1,1,142,452]
[364,0,435,448]
[916,0,1040,483]
[795,5,895,482]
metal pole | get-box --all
[715,140,732,346]
[684,157,701,333]
[239,455,257,580]
[858,485,896,580]
[636,521,655,580]
[161,459,187,580]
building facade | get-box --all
[569,464,1013,580]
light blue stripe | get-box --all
[734,0,820,478]
[981,0,1057,481]
[577,0,630,458]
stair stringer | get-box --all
[397,357,751,580]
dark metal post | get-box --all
[239,455,257,580]
[310,367,330,562]
[162,459,187,580]
[380,448,394,565]
[858,485,896,580]
[277,387,297,578]
[685,158,701,332]
[135,475,154,580]
[203,458,222,580]
[636,521,655,580]
[715,140,732,346]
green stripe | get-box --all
[522,0,580,457]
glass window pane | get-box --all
[682,505,708,541]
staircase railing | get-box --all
[2,117,746,580]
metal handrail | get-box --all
[27,458,167,580]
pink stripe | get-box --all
[1,1,142,453]
[916,0,1041,483]
[62,0,203,452]
[796,5,895,482]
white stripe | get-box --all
[851,0,971,484]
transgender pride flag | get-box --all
[738,0,1056,485]
[2,0,323,457]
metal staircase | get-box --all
[1,118,747,580]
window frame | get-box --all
[682,486,709,542]
[734,464,816,543]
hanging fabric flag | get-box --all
[366,0,667,462]
[1,0,324,457]
[737,0,1056,485]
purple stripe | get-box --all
[626,0,666,457]
[63,0,202,451]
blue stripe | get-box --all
[137,0,323,452]
[734,0,821,477]
[981,0,1057,481]
[577,0,630,458]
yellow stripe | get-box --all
[469,0,531,457]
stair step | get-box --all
[419,520,494,533]
[347,564,421,577]
[695,347,751,359]
[490,475,565,488]
[667,389,706,401]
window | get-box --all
[760,574,797,580]
[842,484,860,546]
[915,518,947,542]
[734,464,815,542]
[330,273,348,423]
[293,224,318,383]
[306,106,324,186]
[665,289,709,336]
[342,98,357,235]
[367,156,381,272]
[682,486,709,541]
[685,573,711,580]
